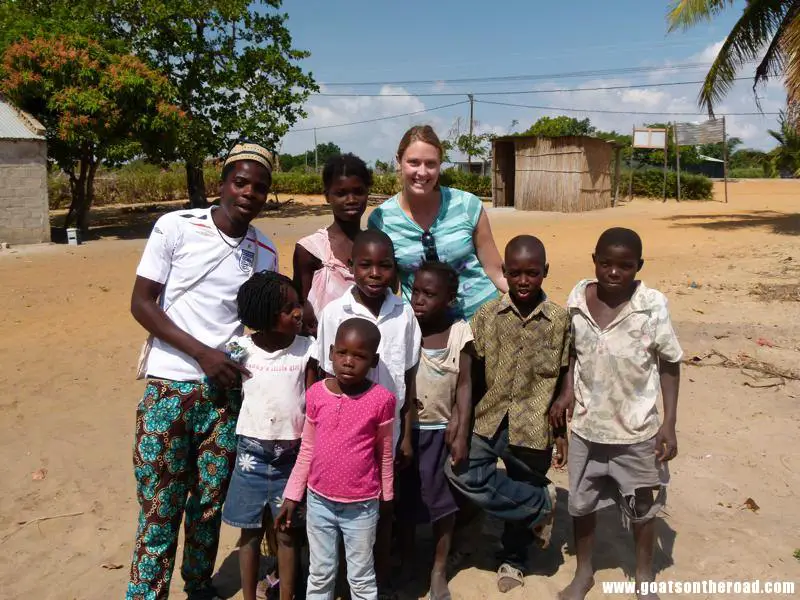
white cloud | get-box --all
[692,40,724,63]
[279,43,786,162]
[279,85,452,163]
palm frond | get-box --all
[752,3,800,110]
[784,8,800,108]
[697,0,794,115]
[667,0,735,32]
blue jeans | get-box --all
[222,436,299,528]
[305,490,379,600]
[445,417,553,571]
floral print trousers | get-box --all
[126,379,241,600]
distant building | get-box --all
[684,154,725,179]
[0,97,49,244]
[450,159,491,176]
[491,135,616,212]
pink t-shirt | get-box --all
[284,380,396,503]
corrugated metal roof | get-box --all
[0,97,46,140]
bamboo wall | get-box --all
[499,136,613,212]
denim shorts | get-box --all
[222,435,300,529]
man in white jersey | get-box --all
[126,142,278,600]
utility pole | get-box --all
[467,94,474,170]
[313,128,319,173]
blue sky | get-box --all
[278,0,784,162]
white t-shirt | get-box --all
[228,335,315,440]
[136,208,278,381]
[313,286,422,450]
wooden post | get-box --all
[674,124,681,202]
[467,94,474,170]
[662,123,668,202]
[612,146,622,207]
[722,116,729,203]
[627,126,635,200]
[314,127,318,173]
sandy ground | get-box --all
[2,180,799,599]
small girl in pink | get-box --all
[293,154,372,335]
[277,318,395,600]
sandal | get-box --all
[532,482,557,549]
[496,563,525,593]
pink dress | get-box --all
[297,228,355,318]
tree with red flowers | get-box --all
[1,35,185,230]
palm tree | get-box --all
[768,110,800,175]
[667,1,800,116]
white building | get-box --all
[0,97,49,245]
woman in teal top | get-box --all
[368,125,508,319]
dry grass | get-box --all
[750,282,800,302]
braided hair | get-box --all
[416,260,459,298]
[236,270,296,332]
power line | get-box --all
[286,100,469,133]
[475,99,782,116]
[317,62,728,87]
[311,77,757,98]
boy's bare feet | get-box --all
[556,572,595,600]
[429,569,452,600]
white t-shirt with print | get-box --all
[136,207,278,382]
[313,286,422,451]
[229,335,315,440]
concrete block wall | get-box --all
[0,140,50,245]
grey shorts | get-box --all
[568,433,669,523]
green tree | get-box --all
[524,115,596,137]
[730,147,774,175]
[279,142,342,172]
[1,0,319,206]
[1,34,184,230]
[768,111,800,176]
[667,0,800,114]
[113,0,318,206]
[455,133,491,162]
[374,159,391,174]
[699,136,742,159]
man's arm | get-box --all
[131,276,248,387]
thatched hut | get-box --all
[491,135,616,212]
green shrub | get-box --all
[729,167,771,179]
[371,174,400,196]
[46,161,497,209]
[48,174,71,209]
[619,168,713,200]
[439,169,492,196]
[271,172,324,194]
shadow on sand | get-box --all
[662,210,800,236]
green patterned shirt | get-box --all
[471,293,571,450]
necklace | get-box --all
[212,208,247,249]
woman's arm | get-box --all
[292,243,322,335]
[473,209,509,293]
